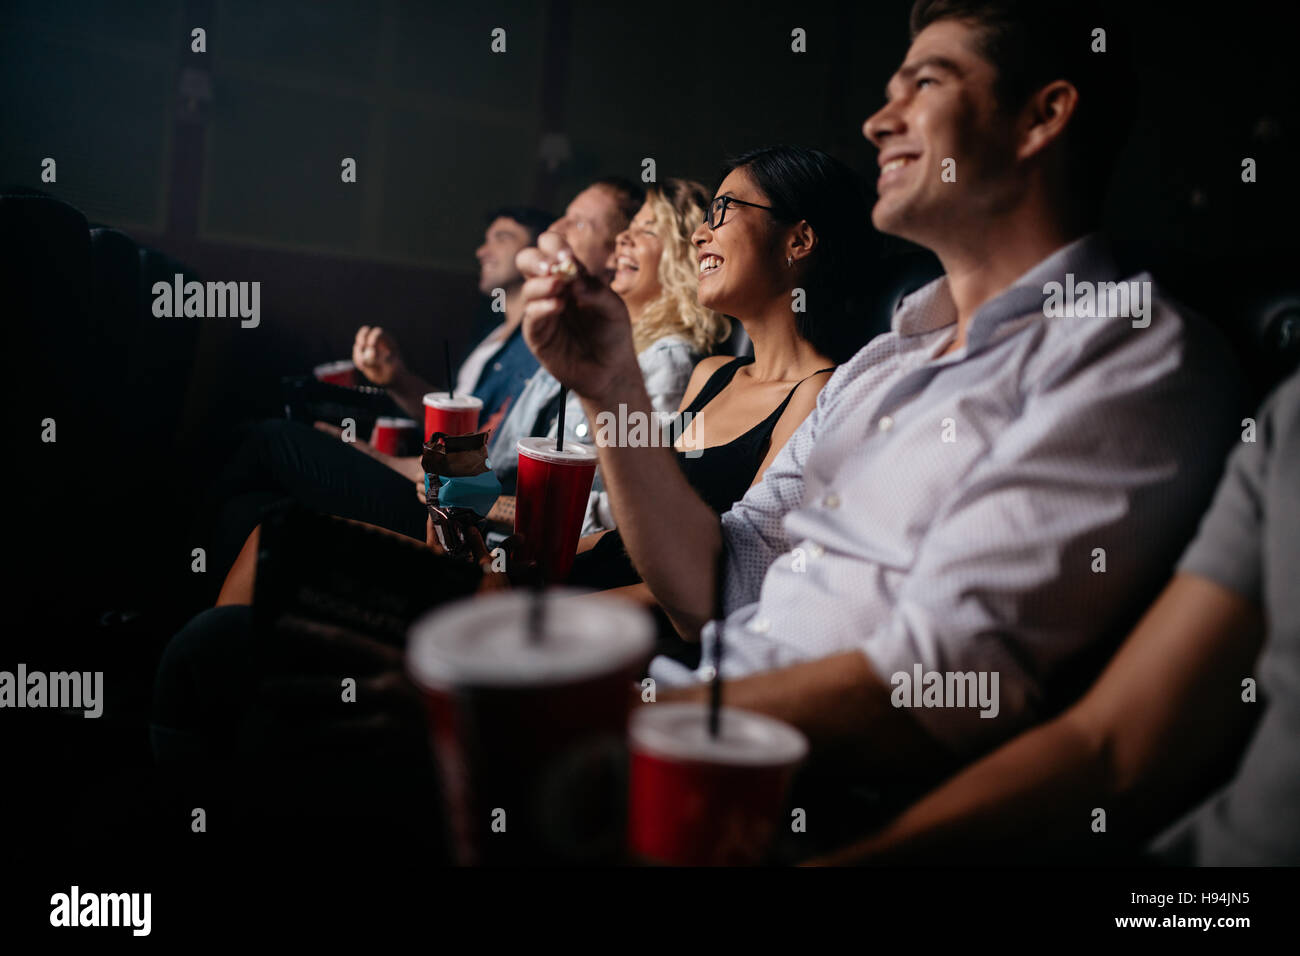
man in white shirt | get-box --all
[516,0,1238,781]
[354,180,644,432]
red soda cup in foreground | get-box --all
[407,589,653,865]
[628,702,808,865]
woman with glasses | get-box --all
[567,146,878,661]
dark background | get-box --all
[3,0,1297,426]
[1,0,1298,889]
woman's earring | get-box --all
[786,256,793,267]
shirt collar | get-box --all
[892,233,1120,351]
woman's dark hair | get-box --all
[719,145,879,363]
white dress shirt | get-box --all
[650,234,1239,758]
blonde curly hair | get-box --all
[630,178,730,355]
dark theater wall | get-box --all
[2,0,1296,427]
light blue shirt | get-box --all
[650,234,1238,757]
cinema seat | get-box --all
[1238,285,1300,402]
[2,190,207,647]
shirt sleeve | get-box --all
[718,390,821,615]
[1176,388,1279,603]
[643,340,698,412]
[858,309,1237,757]
[580,340,700,535]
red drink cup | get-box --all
[369,416,420,455]
[407,589,654,865]
[514,436,597,584]
[313,360,358,387]
[422,392,482,439]
[628,702,808,866]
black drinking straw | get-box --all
[443,340,454,399]
[708,633,724,738]
[527,577,545,645]
[555,387,568,452]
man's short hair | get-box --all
[909,0,1137,212]
[485,206,556,243]
[590,176,646,230]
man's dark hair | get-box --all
[720,145,880,364]
[485,206,556,243]
[590,176,646,229]
[909,0,1137,213]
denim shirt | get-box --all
[487,335,700,532]
[470,322,540,423]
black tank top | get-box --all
[570,357,834,592]
[675,357,833,515]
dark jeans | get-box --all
[151,604,450,859]
[197,419,427,596]
[151,605,258,763]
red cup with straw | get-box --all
[407,589,654,865]
[513,389,595,583]
[627,634,808,865]
[422,339,482,439]
[423,393,482,440]
[627,703,808,866]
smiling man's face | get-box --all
[863,18,1019,247]
[475,216,530,293]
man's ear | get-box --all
[1016,79,1079,161]
[788,220,818,263]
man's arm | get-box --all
[575,381,724,640]
[517,235,724,639]
[385,365,438,422]
[352,325,437,420]
[809,573,1264,864]
[657,650,957,784]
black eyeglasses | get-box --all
[705,195,775,229]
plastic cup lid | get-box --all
[407,588,653,689]
[630,702,808,767]
[517,435,597,465]
[375,416,419,429]
[314,360,355,373]
[423,391,483,409]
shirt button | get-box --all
[823,493,841,510]
[807,542,825,559]
[574,422,588,438]
[749,616,771,634]
[699,665,717,681]
[878,415,894,432]
[492,361,503,371]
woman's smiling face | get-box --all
[609,202,664,312]
[690,167,783,317]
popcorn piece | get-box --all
[549,253,578,281]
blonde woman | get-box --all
[483,178,729,534]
